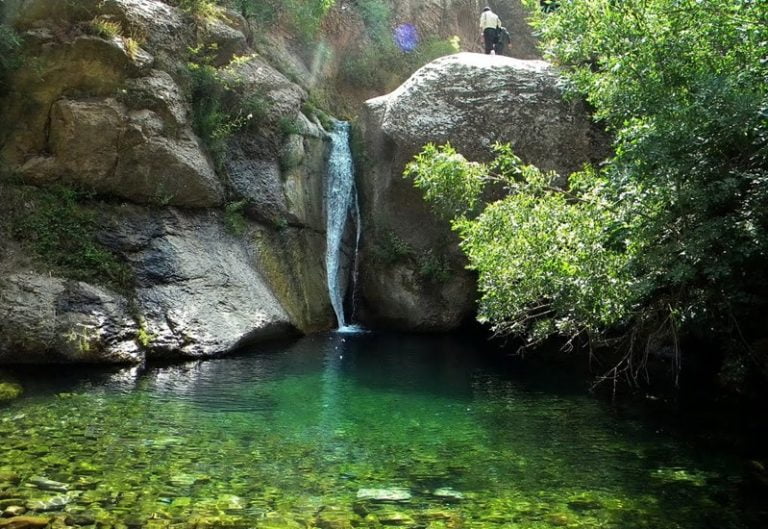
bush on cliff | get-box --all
[7,185,133,291]
[409,0,768,385]
[0,23,22,96]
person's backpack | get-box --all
[499,27,511,45]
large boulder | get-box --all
[0,190,332,364]
[0,35,153,161]
[18,97,224,208]
[0,272,141,364]
[5,0,188,69]
[358,52,611,331]
[100,206,297,358]
[220,55,308,126]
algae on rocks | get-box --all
[0,381,22,402]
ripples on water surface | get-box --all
[1,333,765,528]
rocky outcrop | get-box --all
[0,272,141,364]
[358,53,611,331]
[102,207,296,358]
[256,0,538,113]
[0,0,334,364]
[19,96,225,207]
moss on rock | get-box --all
[0,381,22,402]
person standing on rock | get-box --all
[479,6,502,55]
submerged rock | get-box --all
[374,510,416,526]
[431,488,464,501]
[315,507,360,529]
[25,495,71,512]
[0,516,50,529]
[26,477,68,493]
[356,488,412,502]
[2,506,26,517]
[0,383,23,403]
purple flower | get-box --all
[394,23,419,52]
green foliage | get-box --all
[186,57,269,168]
[371,229,452,285]
[176,0,220,18]
[88,16,123,39]
[278,116,301,137]
[123,37,140,59]
[340,35,460,92]
[224,200,249,235]
[240,94,271,130]
[356,0,392,43]
[416,250,451,284]
[302,99,333,131]
[374,230,413,265]
[408,144,638,343]
[527,0,768,334]
[9,186,134,291]
[188,62,232,167]
[136,322,155,349]
[226,0,335,40]
[0,381,23,403]
[410,2,768,369]
[227,0,279,24]
[405,143,487,219]
[0,23,22,95]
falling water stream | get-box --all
[326,121,361,330]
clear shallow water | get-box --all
[0,333,765,529]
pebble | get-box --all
[26,495,71,512]
[26,478,68,493]
[356,488,412,502]
[0,516,51,529]
[432,488,464,501]
[2,506,26,517]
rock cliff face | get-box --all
[257,0,539,112]
[0,0,602,361]
[0,0,334,364]
[358,53,611,331]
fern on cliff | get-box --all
[0,23,22,96]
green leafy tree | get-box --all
[406,144,640,347]
[409,0,768,382]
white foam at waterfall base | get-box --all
[326,121,360,329]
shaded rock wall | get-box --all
[0,0,334,364]
[358,53,611,331]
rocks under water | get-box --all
[0,333,764,529]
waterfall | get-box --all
[326,121,361,330]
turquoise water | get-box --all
[0,333,764,528]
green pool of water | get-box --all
[0,333,764,528]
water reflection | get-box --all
[1,332,765,529]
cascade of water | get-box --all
[325,121,360,329]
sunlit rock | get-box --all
[0,273,142,364]
[358,52,611,331]
[356,488,412,502]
